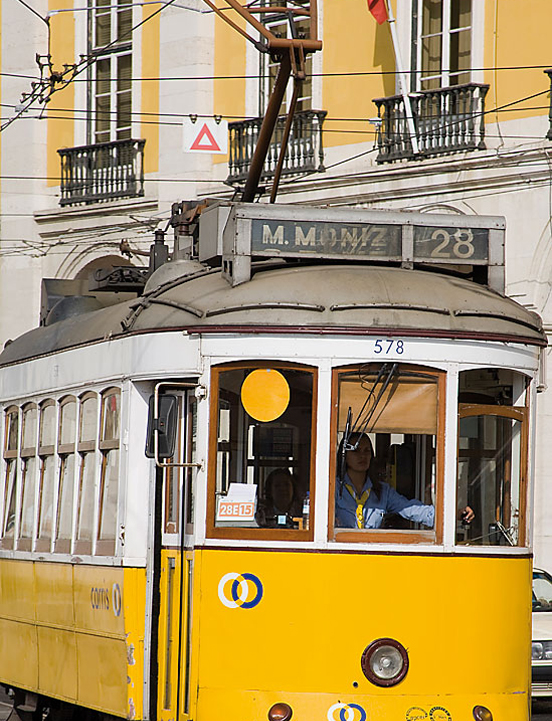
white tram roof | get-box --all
[0,263,545,367]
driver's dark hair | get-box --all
[338,432,381,499]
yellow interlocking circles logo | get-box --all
[327,703,367,721]
[218,572,264,609]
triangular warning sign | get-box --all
[190,123,221,152]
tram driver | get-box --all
[336,432,474,530]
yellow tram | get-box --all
[0,203,545,721]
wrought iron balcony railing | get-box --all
[227,109,327,184]
[373,83,489,163]
[58,138,145,206]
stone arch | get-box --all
[54,242,146,280]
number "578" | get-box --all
[374,339,405,355]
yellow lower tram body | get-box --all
[0,551,530,721]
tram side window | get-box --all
[76,393,99,553]
[56,396,76,553]
[19,403,38,551]
[97,388,120,553]
[457,369,529,547]
[36,401,57,552]
[1,407,19,549]
[210,364,315,535]
[332,364,442,540]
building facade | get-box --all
[1,0,552,562]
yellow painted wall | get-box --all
[47,0,75,187]
[213,13,246,165]
[484,0,550,125]
[322,0,394,148]
[141,6,160,175]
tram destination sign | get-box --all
[251,218,402,259]
[413,225,489,262]
[200,201,505,290]
[249,219,489,263]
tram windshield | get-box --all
[332,364,441,541]
[456,368,529,547]
[210,364,315,534]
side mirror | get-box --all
[145,394,178,459]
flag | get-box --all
[368,0,388,24]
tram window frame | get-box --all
[18,403,38,551]
[97,387,121,555]
[164,396,183,535]
[75,392,99,556]
[1,406,20,549]
[329,364,445,545]
[206,361,317,541]
[36,400,57,553]
[55,396,77,554]
[185,393,197,535]
[162,391,198,540]
[456,368,530,548]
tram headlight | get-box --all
[532,640,552,660]
[268,702,293,721]
[360,638,409,687]
[473,706,493,721]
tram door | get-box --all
[156,390,197,721]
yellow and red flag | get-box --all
[367,0,388,24]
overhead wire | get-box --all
[1,97,549,126]
[38,64,552,82]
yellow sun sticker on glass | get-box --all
[240,369,290,422]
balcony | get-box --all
[373,83,489,163]
[227,109,327,184]
[58,138,145,207]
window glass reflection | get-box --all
[457,413,523,546]
[212,366,314,532]
[456,368,528,547]
[334,364,440,536]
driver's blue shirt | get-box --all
[335,474,435,529]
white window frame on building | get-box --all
[414,0,472,91]
[87,0,133,146]
[257,0,312,116]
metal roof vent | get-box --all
[144,259,206,294]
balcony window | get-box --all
[259,0,312,115]
[372,0,482,163]
[56,0,144,207]
[92,0,133,144]
[226,0,324,186]
[418,0,472,91]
